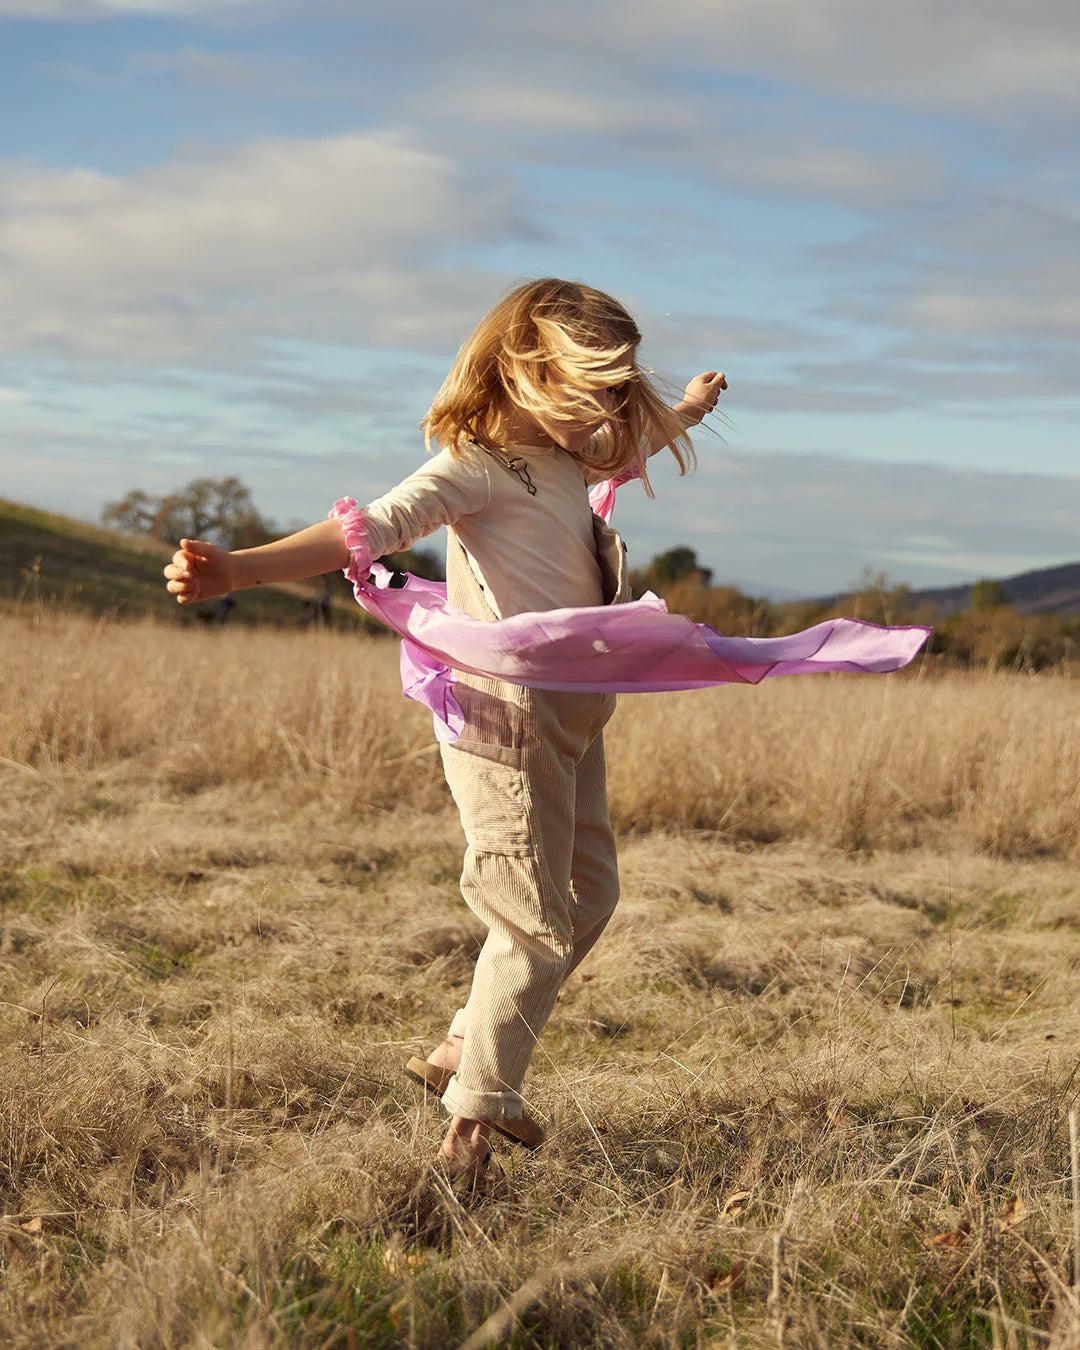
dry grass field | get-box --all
[4,610,1080,1348]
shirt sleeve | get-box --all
[331,446,491,571]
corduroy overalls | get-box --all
[439,513,631,1122]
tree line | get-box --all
[631,548,1080,673]
[102,480,1079,667]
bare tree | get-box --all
[102,477,275,549]
[101,489,157,537]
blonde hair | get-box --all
[422,278,694,492]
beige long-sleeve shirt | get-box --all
[360,442,606,619]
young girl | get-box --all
[164,278,724,1176]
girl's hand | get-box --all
[681,370,727,423]
[163,538,237,605]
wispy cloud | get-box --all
[130,45,253,87]
[605,0,1080,114]
[810,191,1080,356]
[0,132,527,363]
[15,0,1080,114]
[437,79,946,208]
[614,448,1080,592]
[0,0,261,14]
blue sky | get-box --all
[2,0,1078,594]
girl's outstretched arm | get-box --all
[163,518,349,605]
[636,370,727,464]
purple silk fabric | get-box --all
[336,478,930,742]
[347,565,930,742]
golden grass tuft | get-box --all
[8,610,1080,857]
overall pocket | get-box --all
[440,684,533,856]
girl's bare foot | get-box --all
[427,1032,464,1074]
[439,1115,491,1176]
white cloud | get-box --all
[5,0,1077,471]
[0,132,525,362]
[436,77,944,208]
[606,0,1080,114]
[447,86,700,137]
[0,387,27,403]
[725,145,941,206]
[16,0,1080,114]
[0,0,260,13]
[904,292,1080,340]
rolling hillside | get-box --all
[908,560,1080,616]
[0,497,367,627]
[810,559,1080,618]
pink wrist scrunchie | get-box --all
[328,496,373,581]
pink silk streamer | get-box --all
[331,485,931,743]
[585,471,635,522]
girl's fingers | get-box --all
[164,544,203,601]
[181,538,216,560]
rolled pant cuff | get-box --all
[447,1008,470,1039]
[441,1073,523,1122]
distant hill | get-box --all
[907,561,1080,617]
[0,498,369,627]
[815,560,1080,618]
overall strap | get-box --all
[592,515,632,606]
